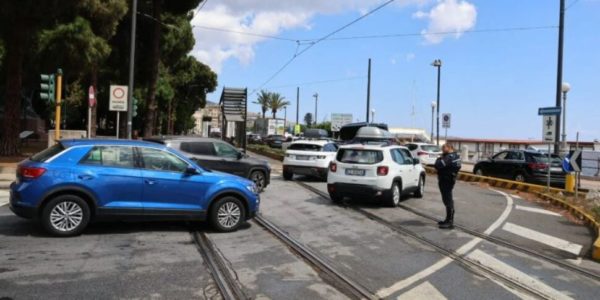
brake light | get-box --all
[330,162,337,172]
[528,163,547,170]
[19,166,46,179]
[377,166,389,176]
[417,151,428,156]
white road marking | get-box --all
[396,281,446,300]
[467,249,574,300]
[0,190,9,207]
[376,189,514,298]
[512,194,523,199]
[515,205,561,217]
[502,222,582,256]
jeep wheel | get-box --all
[386,182,401,207]
[414,176,425,198]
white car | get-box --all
[405,143,442,165]
[283,140,338,180]
[327,144,426,206]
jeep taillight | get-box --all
[377,166,389,176]
[19,166,46,179]
[330,162,337,172]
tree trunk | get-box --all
[166,98,172,134]
[143,0,162,137]
[0,19,26,155]
[90,69,98,137]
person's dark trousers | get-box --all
[438,178,455,228]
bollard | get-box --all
[565,173,576,192]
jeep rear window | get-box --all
[288,143,322,151]
[30,143,65,162]
[337,149,383,164]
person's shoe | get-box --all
[438,208,454,229]
[438,221,454,229]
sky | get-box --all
[190,0,600,141]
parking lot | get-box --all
[1,152,599,299]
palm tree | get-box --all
[253,90,270,118]
[269,93,290,119]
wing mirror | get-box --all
[184,166,199,176]
[413,158,420,165]
[237,152,245,160]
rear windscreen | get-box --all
[337,149,383,164]
[288,144,322,151]
[30,143,65,162]
[527,153,562,165]
[421,145,440,152]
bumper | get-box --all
[327,183,386,199]
[9,188,37,219]
[284,165,328,177]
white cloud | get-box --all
[405,52,416,61]
[412,0,477,44]
[191,0,433,72]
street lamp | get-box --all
[431,59,442,146]
[313,93,318,127]
[430,101,436,142]
[561,82,571,154]
[371,109,376,122]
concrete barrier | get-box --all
[425,166,600,261]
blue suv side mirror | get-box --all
[184,166,199,176]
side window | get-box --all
[391,149,410,165]
[140,148,188,172]
[323,143,337,152]
[214,142,239,158]
[493,152,508,160]
[399,149,414,165]
[406,144,418,151]
[80,146,135,168]
[180,142,215,156]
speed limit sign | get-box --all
[109,85,128,111]
[442,113,451,128]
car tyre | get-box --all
[283,170,293,181]
[474,168,484,176]
[514,172,526,183]
[414,176,425,198]
[41,195,91,237]
[329,192,343,203]
[250,170,267,192]
[386,182,401,207]
[209,196,246,232]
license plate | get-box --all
[296,155,309,160]
[550,167,562,173]
[345,168,365,176]
[429,154,438,158]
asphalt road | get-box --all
[1,152,599,299]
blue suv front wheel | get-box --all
[209,196,246,232]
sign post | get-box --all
[539,106,561,191]
[88,86,96,138]
[109,85,128,139]
[442,113,451,140]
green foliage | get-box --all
[253,90,270,118]
[314,121,332,136]
[268,92,289,119]
[304,113,313,127]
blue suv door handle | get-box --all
[78,174,94,180]
[145,179,156,185]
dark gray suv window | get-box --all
[180,142,215,156]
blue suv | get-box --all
[9,139,260,236]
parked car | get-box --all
[145,137,271,192]
[9,139,260,236]
[264,135,286,148]
[283,140,338,180]
[327,143,426,206]
[473,150,566,186]
[405,143,442,165]
[247,134,263,144]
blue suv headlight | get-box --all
[246,184,258,194]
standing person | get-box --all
[434,143,461,229]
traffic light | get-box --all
[131,97,137,117]
[40,74,55,102]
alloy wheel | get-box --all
[217,202,242,229]
[50,201,83,232]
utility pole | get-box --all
[366,58,371,123]
[313,93,318,127]
[55,69,63,142]
[127,0,138,139]
[554,0,566,154]
[431,59,442,146]
[296,87,300,126]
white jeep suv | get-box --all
[327,144,426,206]
[283,140,338,180]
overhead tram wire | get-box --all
[566,0,580,10]
[249,0,398,95]
[265,75,367,90]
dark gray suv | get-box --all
[146,137,271,192]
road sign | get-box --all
[109,85,128,111]
[542,115,556,143]
[88,86,96,107]
[538,106,561,116]
[570,149,582,172]
[331,113,353,132]
[442,113,451,128]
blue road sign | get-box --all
[538,106,561,116]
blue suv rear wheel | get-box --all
[41,195,91,237]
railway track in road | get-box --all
[294,181,600,299]
[253,215,377,300]
[192,231,248,300]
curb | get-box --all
[425,167,600,261]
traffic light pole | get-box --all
[55,69,63,142]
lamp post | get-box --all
[430,101,436,143]
[431,59,442,146]
[313,93,318,127]
[561,82,571,154]
[371,109,376,122]
[284,106,287,132]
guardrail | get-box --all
[424,166,600,261]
